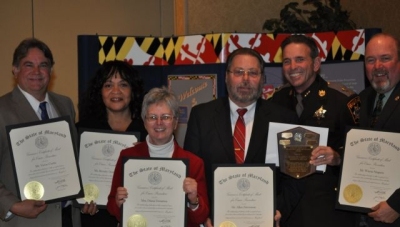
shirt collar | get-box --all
[17,85,49,111]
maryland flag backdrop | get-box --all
[78,29,380,107]
[96,30,370,66]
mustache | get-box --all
[372,69,388,76]
[237,81,251,87]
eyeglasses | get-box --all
[227,69,261,78]
[145,114,175,123]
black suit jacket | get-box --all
[359,83,400,227]
[184,97,300,222]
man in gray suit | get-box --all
[0,38,80,226]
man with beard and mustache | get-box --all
[358,33,400,227]
[184,47,301,227]
[270,35,360,227]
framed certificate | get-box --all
[213,164,275,227]
[6,116,83,203]
[122,158,188,227]
[76,129,140,207]
[337,128,400,213]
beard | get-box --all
[227,80,263,105]
[370,69,391,93]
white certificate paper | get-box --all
[266,122,328,172]
[122,158,187,227]
[6,117,83,203]
[77,130,138,206]
[337,129,400,212]
[213,165,275,227]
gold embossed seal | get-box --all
[83,183,100,202]
[219,221,237,227]
[343,184,363,204]
[127,214,147,227]
[24,181,44,200]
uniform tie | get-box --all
[295,94,303,117]
[370,94,385,127]
[233,108,247,164]
[39,102,49,120]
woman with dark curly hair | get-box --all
[78,60,145,130]
[76,60,147,227]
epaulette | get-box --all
[327,81,355,97]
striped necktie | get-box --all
[233,108,247,164]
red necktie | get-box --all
[233,108,247,164]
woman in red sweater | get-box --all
[107,87,209,227]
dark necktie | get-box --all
[39,102,49,120]
[295,94,303,117]
[233,108,247,164]
[370,94,385,127]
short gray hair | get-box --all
[141,87,179,120]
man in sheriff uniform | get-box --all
[270,34,360,227]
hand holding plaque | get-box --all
[277,127,320,179]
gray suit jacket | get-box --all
[0,87,80,227]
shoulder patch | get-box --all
[327,81,355,97]
[262,84,276,100]
[347,96,360,124]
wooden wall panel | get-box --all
[0,0,174,119]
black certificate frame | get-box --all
[212,164,276,227]
[121,157,189,227]
[75,128,141,208]
[6,116,84,204]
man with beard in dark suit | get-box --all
[184,47,301,227]
[358,33,400,227]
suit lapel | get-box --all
[11,88,40,122]
[375,85,400,129]
[246,99,269,162]
[214,98,236,162]
[359,88,375,127]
